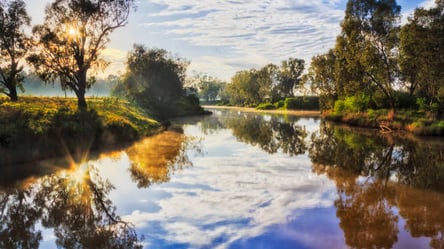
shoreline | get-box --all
[202,105,321,117]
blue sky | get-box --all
[24,0,433,80]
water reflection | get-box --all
[195,110,309,156]
[2,110,444,248]
[0,183,42,249]
[310,122,444,191]
[310,122,444,249]
[127,127,197,188]
[0,126,197,248]
[0,164,142,249]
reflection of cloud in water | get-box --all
[118,126,336,248]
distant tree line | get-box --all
[306,0,444,118]
[194,58,305,107]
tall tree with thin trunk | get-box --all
[28,0,135,110]
[340,0,401,110]
[0,0,30,101]
[400,1,444,114]
[278,58,305,98]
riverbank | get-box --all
[203,105,321,117]
[0,97,163,165]
[324,109,444,136]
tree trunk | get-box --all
[77,71,88,111]
[7,84,18,102]
[77,92,87,111]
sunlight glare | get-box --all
[70,162,89,184]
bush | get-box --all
[394,91,416,109]
[256,102,276,110]
[273,100,285,109]
[334,100,345,113]
[284,96,320,110]
[334,94,370,113]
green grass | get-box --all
[0,96,162,164]
[324,108,444,136]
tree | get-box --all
[306,49,338,110]
[28,0,135,110]
[400,1,444,115]
[277,58,304,98]
[119,45,201,118]
[195,74,224,102]
[0,0,30,101]
[256,63,280,102]
[225,69,261,106]
[341,0,401,110]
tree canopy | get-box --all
[116,45,202,118]
[221,58,305,106]
[27,0,135,110]
[0,0,30,101]
[307,0,444,118]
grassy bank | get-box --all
[324,109,444,136]
[0,97,162,165]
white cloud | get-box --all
[419,0,436,8]
[111,123,337,248]
[140,0,345,79]
[24,0,427,80]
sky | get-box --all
[23,0,435,81]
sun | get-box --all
[67,27,78,37]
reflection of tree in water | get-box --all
[313,164,399,249]
[0,184,42,249]
[224,113,307,156]
[0,164,142,249]
[127,128,199,188]
[310,122,444,189]
[310,123,444,249]
[36,165,141,249]
[396,187,444,249]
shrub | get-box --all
[273,100,285,109]
[334,100,345,113]
[284,96,320,110]
[256,102,276,110]
[394,91,416,109]
[334,94,370,113]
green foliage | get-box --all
[394,91,416,109]
[116,45,204,119]
[27,0,135,110]
[0,97,161,164]
[192,74,225,102]
[220,57,305,107]
[256,102,276,110]
[399,3,444,113]
[334,99,345,113]
[274,100,285,109]
[284,96,320,110]
[0,0,30,101]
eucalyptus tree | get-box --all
[28,0,135,110]
[339,0,401,110]
[0,0,30,101]
[277,57,304,97]
[195,74,225,102]
[256,63,279,102]
[400,1,444,114]
[306,49,338,110]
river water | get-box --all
[1,108,444,249]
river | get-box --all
[1,108,443,249]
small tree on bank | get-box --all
[28,0,135,110]
[0,0,30,101]
[119,45,200,118]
